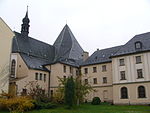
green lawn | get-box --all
[1,104,150,113]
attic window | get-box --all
[135,41,142,49]
[95,56,98,59]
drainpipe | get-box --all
[48,65,51,97]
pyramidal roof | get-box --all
[53,24,84,61]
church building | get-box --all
[6,10,150,105]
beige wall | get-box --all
[112,52,150,104]
[112,52,150,84]
[10,53,49,95]
[16,69,49,95]
[46,63,78,96]
[81,63,113,102]
[11,53,28,78]
[0,18,14,93]
[113,82,150,105]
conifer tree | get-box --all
[64,76,75,108]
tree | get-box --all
[64,76,75,108]
[75,72,94,105]
[56,71,94,106]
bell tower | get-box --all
[21,6,30,36]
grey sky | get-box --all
[1,0,150,54]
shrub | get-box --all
[0,96,34,113]
[91,97,101,105]
[33,101,57,109]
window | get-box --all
[44,74,46,82]
[121,87,128,99]
[11,59,16,77]
[51,90,53,98]
[21,89,27,96]
[35,73,38,80]
[93,67,97,73]
[93,78,97,84]
[137,69,143,78]
[70,66,73,74]
[103,77,107,83]
[63,76,66,80]
[42,90,45,95]
[40,73,42,80]
[63,65,66,73]
[120,71,126,80]
[84,79,88,84]
[135,41,142,49]
[138,86,146,98]
[102,65,107,72]
[76,70,79,76]
[84,68,88,74]
[119,59,125,66]
[136,56,142,64]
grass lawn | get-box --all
[1,103,150,113]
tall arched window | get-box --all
[138,86,146,98]
[11,59,16,77]
[121,87,128,99]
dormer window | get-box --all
[135,41,142,49]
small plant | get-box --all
[91,97,101,105]
[0,96,34,113]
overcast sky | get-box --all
[1,0,150,54]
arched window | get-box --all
[138,86,146,98]
[11,59,16,77]
[121,87,128,99]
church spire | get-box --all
[21,6,30,36]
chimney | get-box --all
[83,51,89,61]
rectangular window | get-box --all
[119,59,125,66]
[102,65,107,72]
[35,73,38,80]
[120,71,126,80]
[40,73,42,80]
[44,74,46,82]
[63,65,66,73]
[103,77,107,83]
[137,69,143,78]
[93,78,97,84]
[93,67,97,73]
[85,79,88,84]
[136,56,142,64]
[76,70,79,76]
[84,68,88,74]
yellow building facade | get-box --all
[0,17,14,93]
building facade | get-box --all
[0,17,14,93]
[3,10,150,104]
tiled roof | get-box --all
[81,46,122,66]
[53,24,84,61]
[112,32,150,57]
[12,32,55,70]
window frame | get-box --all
[119,58,125,66]
[103,77,107,83]
[136,56,142,64]
[120,87,128,99]
[102,65,107,72]
[93,78,97,84]
[138,86,146,98]
[137,69,143,79]
[120,71,126,80]
[93,67,97,73]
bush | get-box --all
[91,97,101,105]
[33,101,57,109]
[0,96,34,113]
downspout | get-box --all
[48,65,51,97]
